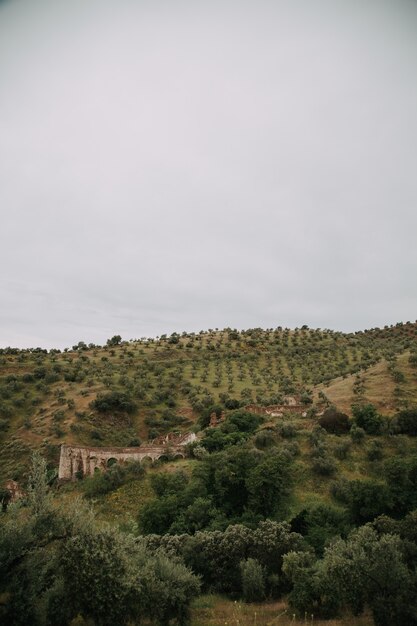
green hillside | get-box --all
[2,322,417,626]
[1,322,417,482]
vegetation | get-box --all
[1,321,417,624]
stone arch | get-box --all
[173,453,185,460]
[106,457,118,468]
[156,454,169,464]
[141,456,153,467]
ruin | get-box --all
[245,403,307,417]
[58,432,196,481]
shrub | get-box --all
[346,479,392,524]
[254,429,277,449]
[281,441,300,457]
[333,441,350,460]
[224,398,241,410]
[240,558,265,602]
[318,407,350,434]
[0,418,9,431]
[225,410,263,433]
[394,408,417,435]
[83,465,128,497]
[350,424,366,443]
[312,455,336,476]
[308,425,327,447]
[367,440,383,462]
[191,445,209,460]
[90,390,137,414]
[129,437,141,447]
[201,429,248,452]
[278,421,297,438]
[352,404,383,435]
[290,504,350,556]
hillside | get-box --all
[2,322,417,626]
[1,322,417,482]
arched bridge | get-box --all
[58,441,193,481]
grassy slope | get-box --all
[1,322,417,482]
[190,595,373,625]
[315,351,417,415]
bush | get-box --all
[312,455,336,476]
[334,441,350,460]
[278,421,297,438]
[83,465,128,497]
[90,390,137,414]
[240,558,265,602]
[201,429,248,452]
[367,440,383,462]
[254,429,277,449]
[394,408,417,435]
[0,418,9,432]
[225,410,263,433]
[352,404,383,435]
[318,407,350,434]
[346,479,392,524]
[290,504,350,556]
[350,424,366,443]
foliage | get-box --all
[240,558,265,602]
[318,407,350,434]
[0,455,200,626]
[90,390,137,414]
[246,451,292,517]
[318,526,417,626]
[350,423,366,443]
[142,520,305,597]
[83,462,145,498]
[352,403,383,435]
[106,335,122,347]
[290,504,350,555]
[394,407,417,435]
[334,478,392,524]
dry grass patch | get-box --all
[190,595,373,626]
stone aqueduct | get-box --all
[58,433,196,481]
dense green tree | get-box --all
[345,479,392,524]
[319,526,417,626]
[352,403,383,435]
[318,407,350,434]
[290,504,350,555]
[246,451,291,517]
[90,390,137,414]
[106,335,122,347]
[394,408,417,435]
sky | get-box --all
[1,0,417,348]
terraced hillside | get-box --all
[1,322,417,481]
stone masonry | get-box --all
[58,432,196,481]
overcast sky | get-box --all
[1,0,417,348]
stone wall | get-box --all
[58,442,190,481]
[245,404,307,417]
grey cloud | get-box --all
[1,0,416,347]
